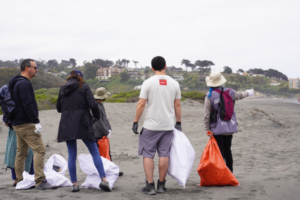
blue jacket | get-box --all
[9,75,39,126]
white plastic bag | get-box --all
[16,154,72,189]
[78,154,119,190]
[167,129,196,188]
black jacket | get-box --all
[56,78,100,142]
[92,102,111,139]
[9,75,39,126]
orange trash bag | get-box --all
[197,136,239,186]
[97,136,111,161]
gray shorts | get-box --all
[138,128,173,159]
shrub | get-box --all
[50,97,58,104]
[182,91,205,100]
[35,88,48,94]
[35,94,48,101]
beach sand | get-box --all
[0,98,299,200]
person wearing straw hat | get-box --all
[93,87,123,176]
[204,72,254,172]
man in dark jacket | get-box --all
[93,87,123,176]
[10,59,57,190]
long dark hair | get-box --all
[66,71,84,90]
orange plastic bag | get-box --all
[197,136,239,186]
[97,136,111,161]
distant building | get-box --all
[166,66,183,72]
[289,78,300,89]
[127,71,142,79]
[134,85,142,90]
[96,66,126,80]
[173,75,184,81]
[252,74,265,77]
[242,72,250,76]
[270,83,280,86]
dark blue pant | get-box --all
[214,135,233,172]
[11,158,34,180]
[66,139,106,183]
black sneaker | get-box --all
[157,179,167,193]
[119,172,124,176]
[13,183,17,187]
[35,179,58,190]
[99,180,112,192]
[71,185,80,192]
[141,181,156,195]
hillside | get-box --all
[0,68,65,90]
[99,77,135,94]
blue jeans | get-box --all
[66,139,106,183]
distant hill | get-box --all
[0,68,65,90]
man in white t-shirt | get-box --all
[132,56,182,195]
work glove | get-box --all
[34,123,42,134]
[132,122,138,134]
[246,89,254,96]
[175,122,182,131]
[207,130,213,138]
[107,130,111,138]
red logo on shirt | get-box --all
[159,79,167,85]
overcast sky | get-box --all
[1,0,299,78]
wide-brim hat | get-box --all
[205,72,227,87]
[94,87,110,99]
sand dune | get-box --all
[0,98,299,200]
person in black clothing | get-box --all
[56,70,112,192]
[92,87,123,176]
[10,59,57,190]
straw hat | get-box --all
[205,72,227,87]
[94,87,110,99]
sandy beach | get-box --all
[1,98,300,200]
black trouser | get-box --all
[96,137,112,161]
[214,135,233,172]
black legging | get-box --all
[214,135,233,172]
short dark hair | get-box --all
[20,59,35,71]
[151,56,166,71]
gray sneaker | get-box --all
[99,180,112,192]
[141,181,156,195]
[36,179,58,190]
[157,179,167,193]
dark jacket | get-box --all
[9,75,39,126]
[56,78,100,142]
[92,102,112,139]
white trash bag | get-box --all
[78,154,119,190]
[16,154,72,190]
[167,129,196,188]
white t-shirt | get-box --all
[139,75,181,131]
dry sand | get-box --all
[0,98,300,200]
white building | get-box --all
[173,75,184,81]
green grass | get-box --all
[181,91,206,101]
[101,77,134,94]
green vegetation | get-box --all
[33,88,60,110]
[120,71,130,82]
[99,76,134,94]
[224,74,300,97]
[181,91,206,101]
[106,90,140,103]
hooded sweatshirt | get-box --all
[9,75,39,126]
[56,78,100,142]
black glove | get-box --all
[132,122,138,134]
[175,122,182,131]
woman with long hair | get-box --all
[56,70,111,192]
